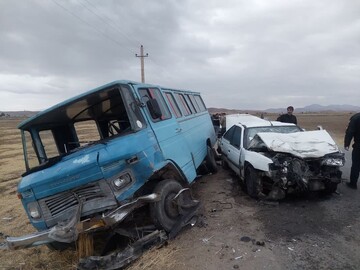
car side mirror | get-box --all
[147,99,162,119]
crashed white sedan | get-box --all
[219,114,345,200]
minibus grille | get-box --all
[39,180,117,225]
[44,184,103,216]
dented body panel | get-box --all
[220,114,344,199]
[2,80,216,250]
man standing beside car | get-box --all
[344,112,360,189]
[277,106,297,125]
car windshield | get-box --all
[244,125,301,148]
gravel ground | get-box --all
[130,149,360,270]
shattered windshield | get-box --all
[22,84,145,171]
[245,125,301,148]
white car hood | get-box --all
[251,130,340,158]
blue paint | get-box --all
[17,81,216,231]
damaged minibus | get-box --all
[0,80,217,261]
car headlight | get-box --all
[113,173,132,190]
[27,202,41,219]
[322,158,344,166]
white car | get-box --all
[219,114,345,200]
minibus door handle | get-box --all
[126,156,138,164]
[175,128,182,133]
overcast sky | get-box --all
[1,0,360,111]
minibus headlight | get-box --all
[113,173,132,190]
[27,202,41,219]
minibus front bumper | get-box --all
[0,193,159,250]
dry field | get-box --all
[0,112,353,269]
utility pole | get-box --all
[135,45,148,83]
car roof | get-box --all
[226,114,296,129]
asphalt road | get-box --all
[248,147,360,270]
[162,147,360,270]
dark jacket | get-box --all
[276,114,297,125]
[344,112,360,149]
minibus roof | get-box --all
[18,80,201,130]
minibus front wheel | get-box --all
[150,179,183,232]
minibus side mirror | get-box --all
[147,99,162,119]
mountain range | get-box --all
[265,104,360,113]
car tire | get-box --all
[245,166,262,199]
[322,182,338,195]
[150,179,183,232]
[221,156,229,170]
[205,146,218,174]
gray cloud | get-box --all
[1,0,360,111]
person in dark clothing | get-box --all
[277,106,297,125]
[211,113,220,137]
[344,112,360,189]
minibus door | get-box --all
[136,87,197,182]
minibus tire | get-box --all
[150,179,183,232]
[47,242,73,251]
[205,146,218,173]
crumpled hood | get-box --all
[249,130,340,158]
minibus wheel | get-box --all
[150,179,183,232]
[47,242,73,251]
[205,146,218,173]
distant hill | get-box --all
[265,104,360,113]
[0,111,38,118]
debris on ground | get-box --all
[255,240,265,246]
[240,236,252,242]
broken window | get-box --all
[22,131,39,170]
[22,84,145,171]
[74,121,101,146]
[39,130,58,159]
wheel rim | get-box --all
[164,192,179,218]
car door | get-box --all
[220,125,242,175]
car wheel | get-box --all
[150,179,183,232]
[205,146,218,174]
[245,166,262,199]
[221,156,229,170]
[322,182,338,195]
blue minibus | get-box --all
[1,80,217,252]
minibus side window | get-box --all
[139,88,171,121]
[194,95,206,111]
[184,94,196,114]
[165,92,182,118]
[187,94,200,113]
[175,93,191,116]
